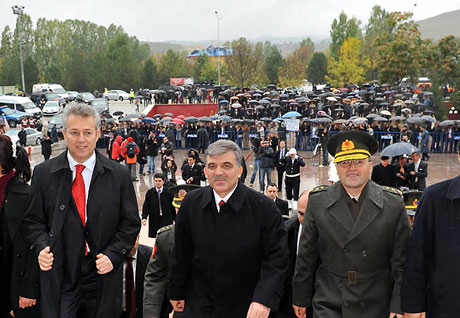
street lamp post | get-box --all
[214,11,221,86]
[12,5,26,95]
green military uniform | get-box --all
[292,130,411,318]
[143,225,176,318]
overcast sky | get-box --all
[1,0,459,44]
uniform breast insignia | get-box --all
[157,224,174,235]
[383,186,403,196]
[311,185,329,194]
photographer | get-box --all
[249,137,262,188]
[259,139,275,193]
[280,148,305,211]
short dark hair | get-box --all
[266,183,278,190]
[154,172,165,181]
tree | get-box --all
[325,37,369,87]
[141,57,158,88]
[364,6,391,80]
[329,12,362,60]
[263,41,284,84]
[156,49,190,85]
[375,12,433,84]
[225,38,262,88]
[278,41,314,87]
[430,35,459,86]
[307,52,328,84]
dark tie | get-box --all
[158,190,162,216]
[280,149,284,159]
[125,257,136,318]
[219,200,225,209]
[72,164,87,254]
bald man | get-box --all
[271,190,311,318]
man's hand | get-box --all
[247,302,270,318]
[38,246,53,271]
[410,171,416,176]
[142,219,147,226]
[293,305,306,318]
[170,300,185,312]
[405,313,425,318]
[96,253,113,274]
[186,177,193,184]
[18,296,37,309]
[389,313,405,318]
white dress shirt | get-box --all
[213,183,238,213]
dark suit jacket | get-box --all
[169,182,288,318]
[275,148,287,170]
[134,244,153,318]
[23,150,141,318]
[408,160,427,190]
[371,164,396,187]
[141,187,175,238]
[181,164,204,185]
[275,198,289,217]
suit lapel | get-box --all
[86,151,108,228]
[346,182,384,244]
[326,183,354,233]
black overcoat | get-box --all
[169,182,288,318]
[401,175,460,317]
[141,188,175,238]
[23,150,141,318]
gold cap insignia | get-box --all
[413,199,418,207]
[341,139,355,151]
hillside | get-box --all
[417,9,460,40]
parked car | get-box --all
[0,106,27,128]
[42,101,63,116]
[103,90,130,101]
[5,127,43,146]
[47,114,64,137]
[67,91,79,101]
[91,98,110,114]
[76,92,95,104]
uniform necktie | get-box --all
[157,189,162,216]
[72,164,87,255]
[125,257,136,318]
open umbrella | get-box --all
[164,112,174,117]
[381,142,419,157]
[230,96,239,100]
[333,119,347,124]
[255,105,265,110]
[219,99,229,104]
[218,109,227,114]
[353,117,368,124]
[282,111,302,118]
[184,116,198,123]
[314,117,332,123]
[380,110,392,116]
[113,111,124,116]
[210,115,219,120]
[439,120,455,127]
[389,116,405,121]
[366,114,379,119]
[199,116,211,122]
[160,117,173,123]
[326,97,337,102]
[231,103,242,108]
[220,115,232,122]
[406,117,424,124]
[172,118,185,125]
[119,117,131,122]
[273,117,284,121]
[142,117,156,123]
[259,99,271,105]
[249,100,259,104]
[176,114,185,119]
[420,115,436,123]
[260,117,272,122]
[373,116,388,122]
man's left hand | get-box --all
[246,302,270,318]
[18,296,36,308]
[389,313,405,318]
[410,171,415,175]
[96,253,113,274]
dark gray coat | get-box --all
[23,150,141,318]
[292,181,410,318]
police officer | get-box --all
[143,183,200,318]
[292,130,410,318]
[280,148,305,211]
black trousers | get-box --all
[60,254,99,318]
[277,167,284,192]
[285,177,300,201]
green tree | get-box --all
[263,41,284,84]
[307,52,328,84]
[193,55,210,81]
[278,41,314,87]
[226,37,262,88]
[329,12,362,60]
[141,57,158,88]
[325,37,369,87]
[156,49,190,85]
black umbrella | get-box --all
[381,142,419,157]
[113,111,124,116]
[199,116,211,122]
[184,116,198,123]
[260,117,272,122]
[255,105,265,110]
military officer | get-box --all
[143,183,200,318]
[292,130,410,318]
[280,148,305,211]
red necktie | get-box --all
[72,164,86,253]
[125,257,136,318]
[219,200,225,208]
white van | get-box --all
[0,96,42,118]
[33,83,69,101]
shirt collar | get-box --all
[213,182,238,207]
[156,186,164,193]
[67,151,96,172]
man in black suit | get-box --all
[181,155,204,185]
[274,140,287,193]
[142,172,175,238]
[122,235,153,318]
[270,190,310,318]
[408,151,428,190]
[266,183,289,217]
[23,103,141,318]
[371,155,396,187]
[169,140,288,318]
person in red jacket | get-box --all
[111,135,123,162]
[121,136,140,181]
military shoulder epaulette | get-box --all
[157,224,174,235]
[383,186,403,196]
[311,184,329,194]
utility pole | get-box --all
[12,5,26,95]
[214,11,221,85]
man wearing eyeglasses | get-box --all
[292,130,410,318]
